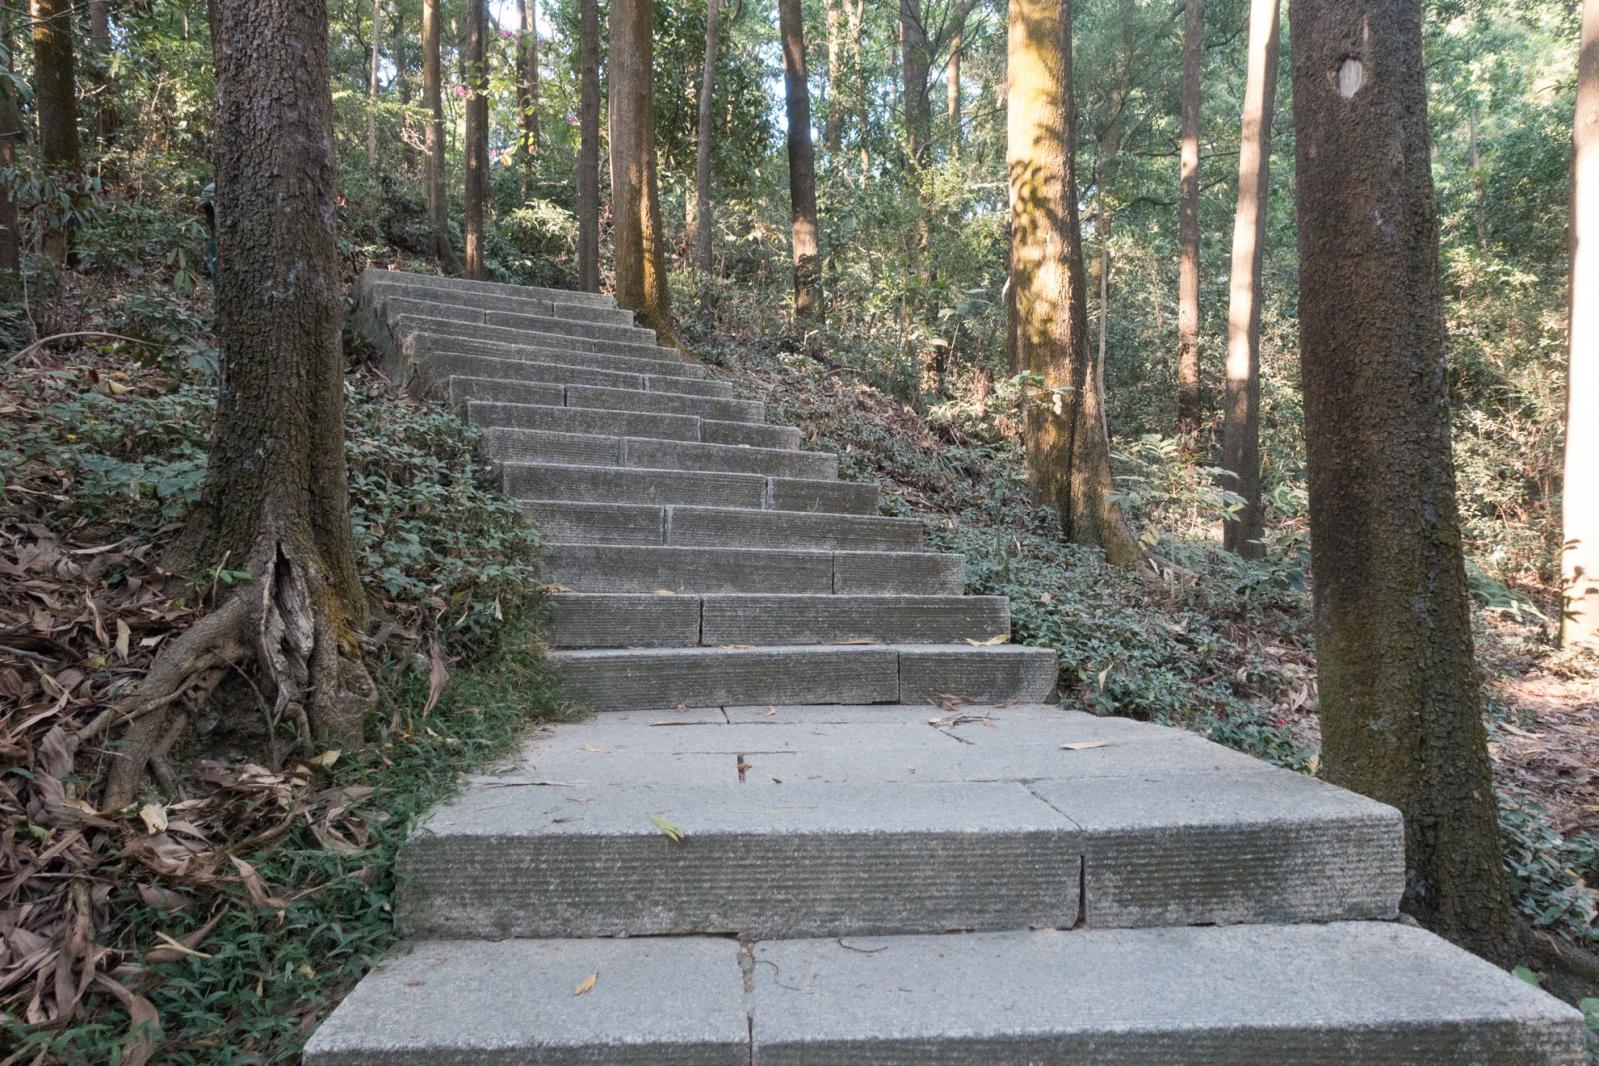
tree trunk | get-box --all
[1220,0,1277,560]
[114,0,376,809]
[87,0,114,148]
[850,0,868,171]
[1467,100,1488,250]
[609,0,676,343]
[1176,0,1204,430]
[900,0,931,166]
[947,28,961,155]
[422,0,460,272]
[823,0,843,153]
[1564,0,1599,649]
[780,0,821,321]
[576,0,601,292]
[30,0,82,265]
[691,0,721,271]
[463,0,489,280]
[517,0,540,174]
[367,0,382,168]
[1007,0,1142,566]
[1291,0,1516,964]
[0,1,21,297]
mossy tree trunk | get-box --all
[609,0,676,344]
[108,0,375,809]
[1291,0,1516,964]
[422,0,460,272]
[780,0,821,322]
[29,0,81,265]
[1006,0,1142,566]
[576,0,601,292]
[1563,0,1599,650]
[463,0,488,280]
[1175,0,1203,432]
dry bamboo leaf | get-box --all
[963,634,1009,646]
[650,814,686,842]
[138,803,168,835]
[574,972,598,996]
[1060,741,1111,751]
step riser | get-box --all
[469,402,803,450]
[361,274,637,325]
[393,311,675,361]
[566,383,764,424]
[372,292,657,348]
[409,338,707,380]
[548,646,1056,710]
[505,464,877,515]
[434,360,734,398]
[522,501,921,551]
[549,595,1010,648]
[541,545,964,595]
[359,266,618,308]
[487,430,837,480]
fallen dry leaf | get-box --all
[1060,741,1111,751]
[574,972,598,996]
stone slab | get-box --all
[303,937,749,1065]
[521,501,667,545]
[362,273,637,325]
[550,593,702,647]
[398,780,1079,938]
[701,417,803,449]
[446,359,646,395]
[395,314,678,365]
[472,402,701,442]
[667,506,920,551]
[897,643,1057,703]
[445,377,567,412]
[622,438,837,479]
[504,462,767,509]
[566,383,765,423]
[834,549,964,593]
[540,544,837,594]
[1030,770,1404,928]
[549,645,901,710]
[484,427,624,467]
[750,923,1586,1065]
[361,266,617,308]
[644,373,735,397]
[699,594,1009,646]
[414,337,706,379]
[769,476,877,515]
[484,307,659,347]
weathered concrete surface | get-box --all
[361,273,637,325]
[897,643,1057,703]
[701,417,802,450]
[303,937,749,1065]
[539,544,962,595]
[621,438,837,480]
[358,266,618,308]
[667,505,920,551]
[834,549,963,593]
[476,403,702,442]
[397,780,1080,938]
[550,593,702,647]
[391,312,677,362]
[444,376,567,412]
[566,382,764,423]
[550,646,902,710]
[751,924,1586,1065]
[699,594,1007,646]
[769,476,878,515]
[411,335,706,378]
[504,462,769,510]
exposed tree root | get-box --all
[101,542,374,812]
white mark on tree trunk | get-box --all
[1337,57,1364,98]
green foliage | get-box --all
[1499,791,1599,950]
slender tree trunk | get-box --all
[463,0,489,280]
[780,0,821,321]
[948,28,961,155]
[112,0,377,808]
[1007,0,1142,565]
[1564,0,1599,649]
[422,0,460,272]
[691,0,721,271]
[395,10,418,172]
[1467,101,1488,251]
[609,0,676,343]
[87,0,114,148]
[1176,0,1204,430]
[1221,0,1277,560]
[0,1,21,297]
[823,0,843,153]
[850,0,868,172]
[517,0,540,175]
[30,0,81,265]
[1292,0,1516,965]
[576,0,601,292]
[900,0,931,165]
[367,0,382,168]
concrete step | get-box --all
[358,265,618,308]
[502,462,877,514]
[521,502,922,551]
[359,269,637,325]
[375,292,662,350]
[433,358,735,399]
[486,429,837,480]
[470,402,803,450]
[306,924,1584,1065]
[404,336,708,380]
[547,644,1056,710]
[540,544,963,594]
[565,382,763,423]
[549,593,1009,648]
[391,311,677,362]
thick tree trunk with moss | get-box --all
[463,0,489,280]
[780,0,821,321]
[690,0,721,271]
[517,0,540,173]
[1220,0,1276,559]
[1006,0,1141,566]
[576,0,601,292]
[111,0,375,810]
[422,0,460,272]
[0,1,21,296]
[1564,0,1599,650]
[30,0,81,265]
[1291,0,1516,964]
[1176,0,1203,431]
[609,0,676,344]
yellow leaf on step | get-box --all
[964,634,1009,646]
[1060,741,1111,751]
[650,814,686,842]
[574,973,598,996]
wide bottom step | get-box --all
[305,924,1584,1065]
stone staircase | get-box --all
[307,268,1585,1063]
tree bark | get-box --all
[367,0,382,168]
[30,0,82,265]
[690,0,721,271]
[849,0,868,171]
[120,0,377,807]
[87,0,114,148]
[947,28,961,155]
[1220,0,1277,560]
[1564,0,1599,649]
[1467,100,1488,250]
[0,1,21,297]
[422,0,460,272]
[1007,0,1142,565]
[823,0,843,153]
[463,0,489,280]
[1176,0,1204,430]
[576,0,601,292]
[609,0,676,343]
[780,0,821,321]
[900,0,931,166]
[517,0,540,172]
[1291,0,1516,964]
